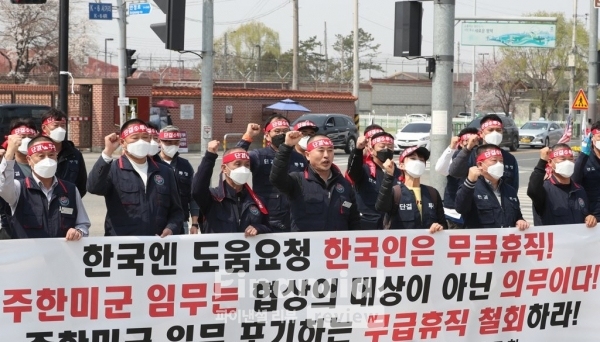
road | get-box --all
[81,148,543,236]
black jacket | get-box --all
[375,173,447,230]
[191,151,271,234]
[455,176,523,228]
[269,143,361,231]
[448,147,519,190]
[87,155,184,236]
[57,140,87,197]
[573,153,600,220]
[152,153,195,220]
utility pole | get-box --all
[58,0,69,116]
[292,0,299,89]
[201,0,214,156]
[353,0,359,119]
[456,42,460,82]
[469,0,476,118]
[224,32,228,79]
[589,0,598,123]
[116,0,127,127]
[324,22,329,84]
[429,0,455,193]
[569,0,577,123]
[256,45,261,82]
[104,38,113,78]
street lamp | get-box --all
[478,52,489,65]
[104,38,113,78]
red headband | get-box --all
[159,131,181,140]
[223,152,250,164]
[307,138,334,152]
[121,124,148,139]
[147,128,158,136]
[28,142,56,156]
[399,146,418,163]
[265,120,290,132]
[481,120,503,130]
[592,129,600,135]
[371,135,394,147]
[460,133,477,142]
[476,149,502,163]
[42,117,66,126]
[365,129,384,140]
[293,120,317,131]
[549,148,574,160]
[11,127,37,136]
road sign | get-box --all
[89,3,112,20]
[572,89,589,110]
[118,97,130,106]
[203,125,212,139]
[129,3,152,15]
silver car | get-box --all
[518,121,564,148]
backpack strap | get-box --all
[426,185,438,206]
[383,185,402,230]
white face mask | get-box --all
[486,162,505,180]
[126,140,151,159]
[555,160,575,178]
[298,136,310,150]
[484,131,503,146]
[49,127,66,142]
[162,144,179,158]
[228,166,251,185]
[404,159,426,178]
[17,137,32,155]
[595,140,600,150]
[33,158,57,179]
[147,140,160,156]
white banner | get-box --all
[1,225,599,341]
[461,22,556,48]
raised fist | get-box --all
[467,166,482,182]
[103,133,120,156]
[207,140,220,154]
[246,123,261,137]
[356,136,367,150]
[450,136,460,150]
[383,158,396,175]
[284,131,303,146]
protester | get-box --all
[455,144,529,229]
[146,122,161,157]
[2,118,38,180]
[448,114,519,189]
[0,135,90,239]
[154,125,200,234]
[236,116,307,232]
[434,127,479,228]
[87,119,183,236]
[347,131,403,229]
[191,140,270,236]
[40,109,88,197]
[293,120,319,155]
[573,121,600,220]
[270,132,360,231]
[375,146,446,233]
[528,145,596,227]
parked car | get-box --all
[291,113,359,153]
[518,121,564,148]
[0,104,51,135]
[394,121,431,153]
[466,114,520,151]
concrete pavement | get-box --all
[81,148,540,236]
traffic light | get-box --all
[10,0,47,3]
[151,0,186,51]
[126,49,137,77]
[394,1,423,57]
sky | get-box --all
[85,0,585,77]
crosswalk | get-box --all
[517,187,534,224]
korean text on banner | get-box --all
[1,225,600,341]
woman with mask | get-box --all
[347,131,403,230]
[375,146,446,232]
[192,140,271,236]
[0,135,90,239]
[40,109,88,197]
[87,119,184,236]
[528,145,596,227]
[448,114,519,190]
[455,145,529,230]
[153,126,200,234]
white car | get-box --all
[394,122,431,153]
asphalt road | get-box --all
[81,147,544,236]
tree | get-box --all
[501,12,589,119]
[475,54,522,115]
[0,0,97,84]
[279,36,328,84]
[213,21,280,81]
[331,28,383,82]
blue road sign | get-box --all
[129,3,152,15]
[89,3,113,20]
